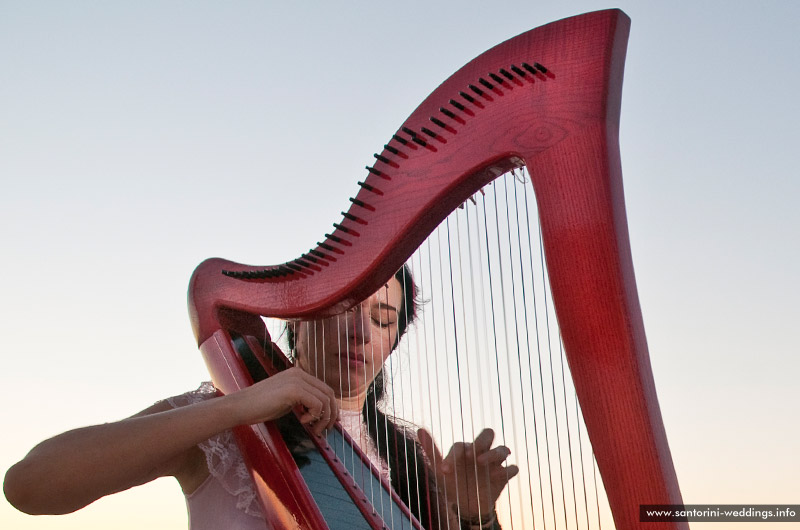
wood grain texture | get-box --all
[188,9,687,529]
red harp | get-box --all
[188,9,687,530]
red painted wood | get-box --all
[188,9,687,530]
[198,332,330,529]
[200,328,422,530]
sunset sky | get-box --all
[2,1,798,529]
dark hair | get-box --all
[287,265,439,528]
[361,265,441,529]
[285,265,417,354]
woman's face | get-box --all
[293,278,404,400]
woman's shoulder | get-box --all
[127,382,218,420]
[126,383,221,491]
[164,382,218,409]
[163,384,264,520]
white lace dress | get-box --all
[168,383,390,530]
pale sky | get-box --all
[2,1,798,529]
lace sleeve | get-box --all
[165,381,218,407]
[166,383,264,519]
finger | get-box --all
[417,428,445,471]
[309,390,337,436]
[292,384,333,432]
[323,392,339,432]
[325,397,339,431]
[443,441,471,474]
[488,464,519,483]
[297,394,324,425]
[313,401,331,436]
[295,370,339,430]
[284,372,338,436]
[297,368,338,400]
[476,446,511,466]
[472,428,495,455]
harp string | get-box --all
[506,171,539,525]
[445,215,471,521]
[525,178,560,530]
[486,178,518,527]
[518,175,551,530]
[435,221,458,522]
[396,169,611,529]
[574,389,591,530]
[415,240,449,530]
[396,274,420,528]
[381,282,398,528]
[264,168,615,529]
[459,198,489,525]
[592,455,603,529]
[512,170,547,527]
[502,172,538,525]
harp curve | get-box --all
[188,9,687,530]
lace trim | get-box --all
[167,383,264,520]
[339,409,392,482]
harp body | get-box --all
[188,9,687,530]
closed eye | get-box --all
[370,304,398,327]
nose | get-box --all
[347,303,372,344]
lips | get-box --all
[339,351,365,366]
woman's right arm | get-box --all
[3,367,338,515]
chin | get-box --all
[333,380,368,397]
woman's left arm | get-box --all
[418,428,518,529]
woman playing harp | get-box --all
[4,265,519,530]
[8,8,687,529]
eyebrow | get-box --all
[375,302,398,314]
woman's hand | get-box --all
[418,427,518,521]
[227,367,339,435]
